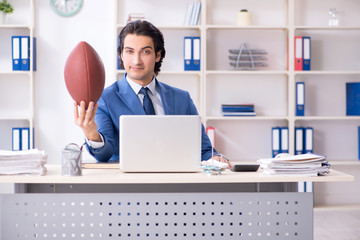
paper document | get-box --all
[257,153,330,176]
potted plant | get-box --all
[0,0,14,24]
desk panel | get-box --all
[1,192,312,240]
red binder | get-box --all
[294,36,303,71]
[206,126,216,147]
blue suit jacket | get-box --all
[86,75,217,162]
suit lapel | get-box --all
[157,80,174,115]
[116,76,146,115]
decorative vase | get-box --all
[237,9,251,26]
[0,12,7,24]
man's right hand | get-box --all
[74,101,102,142]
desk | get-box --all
[0,165,354,240]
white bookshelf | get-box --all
[115,0,360,206]
[0,0,35,150]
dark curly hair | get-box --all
[117,20,166,76]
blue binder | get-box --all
[20,36,30,70]
[296,82,305,116]
[346,82,360,115]
[304,127,314,153]
[271,127,280,157]
[11,36,21,71]
[12,128,22,151]
[21,127,30,150]
[32,37,37,71]
[184,36,192,71]
[192,37,200,71]
[358,126,360,160]
[302,36,311,71]
[295,127,304,155]
[280,127,289,153]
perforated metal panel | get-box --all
[1,192,313,239]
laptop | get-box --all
[119,115,202,172]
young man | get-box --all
[74,20,229,165]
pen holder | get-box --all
[61,148,82,176]
[237,9,251,26]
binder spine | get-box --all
[296,82,305,116]
[20,36,30,71]
[294,36,303,71]
[280,127,289,154]
[184,37,192,71]
[302,36,311,71]
[206,126,215,148]
[12,36,21,71]
[304,127,314,153]
[192,37,201,71]
[12,128,22,151]
[271,127,280,157]
[295,127,304,155]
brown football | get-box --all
[64,41,105,108]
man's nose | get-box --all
[132,52,142,64]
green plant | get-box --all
[0,0,14,15]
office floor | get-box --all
[314,206,360,240]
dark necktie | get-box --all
[139,87,155,115]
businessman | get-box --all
[74,20,230,165]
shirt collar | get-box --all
[126,76,156,96]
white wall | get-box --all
[34,0,116,164]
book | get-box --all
[221,104,255,117]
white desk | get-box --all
[0,165,353,184]
[0,165,354,240]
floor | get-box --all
[314,206,360,240]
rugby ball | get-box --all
[64,41,105,108]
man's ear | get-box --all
[155,51,161,62]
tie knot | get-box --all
[140,87,150,97]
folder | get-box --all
[280,127,289,153]
[12,36,21,71]
[192,2,201,25]
[304,127,314,153]
[305,181,313,192]
[12,128,21,151]
[206,126,215,148]
[302,36,311,71]
[346,82,360,115]
[297,181,305,192]
[32,37,37,71]
[294,36,303,71]
[192,37,200,71]
[358,126,360,160]
[21,127,30,150]
[271,127,280,157]
[183,3,193,26]
[20,36,30,70]
[295,127,304,155]
[184,37,192,71]
[296,82,305,116]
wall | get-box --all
[34,0,116,164]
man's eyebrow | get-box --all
[124,46,153,49]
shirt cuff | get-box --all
[86,133,105,149]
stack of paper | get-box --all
[0,149,47,175]
[257,153,330,177]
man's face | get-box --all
[121,34,161,86]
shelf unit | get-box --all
[114,0,360,166]
[0,0,35,150]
